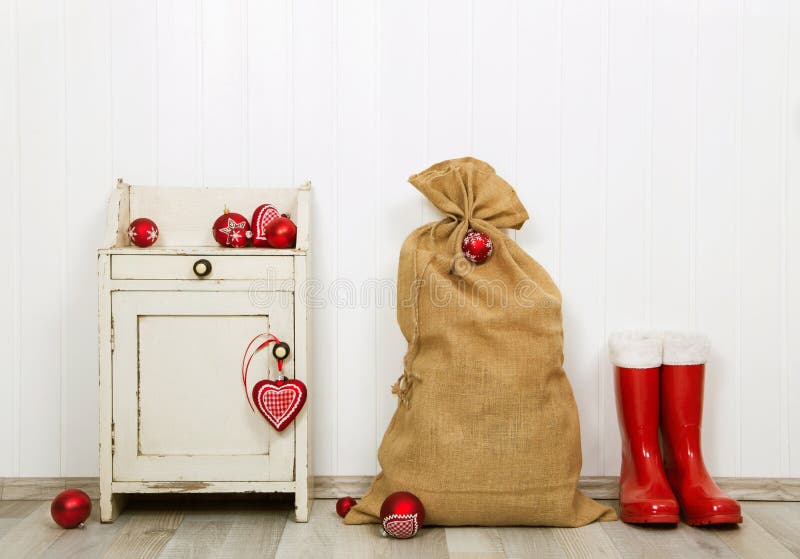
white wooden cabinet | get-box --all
[98,180,311,523]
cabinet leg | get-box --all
[294,494,311,523]
[100,493,128,523]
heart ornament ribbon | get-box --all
[242,333,306,431]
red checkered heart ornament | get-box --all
[252,378,307,432]
[251,203,281,247]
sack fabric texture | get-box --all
[345,157,616,527]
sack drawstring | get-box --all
[392,369,423,406]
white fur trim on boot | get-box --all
[608,331,662,369]
[662,331,710,365]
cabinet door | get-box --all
[111,291,295,482]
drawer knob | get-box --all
[273,342,291,360]
[193,259,212,277]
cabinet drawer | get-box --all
[111,254,293,280]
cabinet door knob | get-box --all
[273,342,291,360]
[193,259,212,277]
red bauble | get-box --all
[51,489,92,529]
[461,228,493,264]
[264,215,297,249]
[128,217,159,248]
[336,496,357,518]
[251,203,281,247]
[380,491,425,539]
[213,209,251,247]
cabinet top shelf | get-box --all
[99,246,307,256]
[101,180,311,251]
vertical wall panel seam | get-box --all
[422,0,429,222]
[154,0,160,184]
[556,0,564,284]
[646,0,654,327]
[287,0,294,184]
[468,0,474,154]
[374,0,381,473]
[60,0,68,476]
[109,0,114,182]
[12,0,21,477]
[598,0,610,476]
[242,0,249,186]
[333,0,339,475]
[786,0,794,475]
[198,0,205,186]
[512,0,519,242]
[689,0,699,331]
[735,0,744,477]
[780,0,791,476]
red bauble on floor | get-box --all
[336,496,357,518]
[51,489,92,529]
[380,491,425,539]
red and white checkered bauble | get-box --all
[252,378,307,431]
[251,203,281,247]
[380,492,425,539]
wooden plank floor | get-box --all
[0,498,796,558]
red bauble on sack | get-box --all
[213,208,251,247]
[128,217,159,248]
[51,489,92,529]
[251,203,281,247]
[265,215,297,249]
[380,492,425,539]
[461,228,493,264]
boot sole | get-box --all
[620,513,680,524]
[684,513,743,526]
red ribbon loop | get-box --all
[241,332,281,412]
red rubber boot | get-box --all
[610,332,679,524]
[661,332,742,526]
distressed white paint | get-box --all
[0,0,798,480]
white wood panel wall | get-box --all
[0,0,798,479]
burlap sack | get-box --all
[346,157,616,526]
